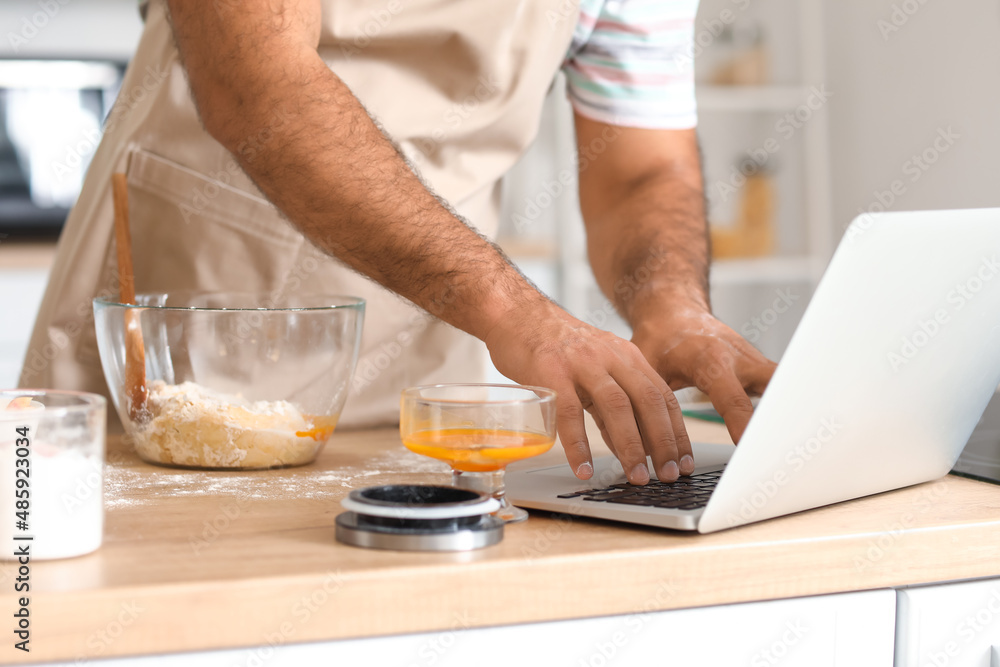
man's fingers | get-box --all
[587,408,618,458]
[555,391,594,480]
[666,377,691,392]
[744,358,778,396]
[644,365,693,475]
[591,380,650,484]
[704,374,756,444]
[663,387,694,475]
[613,367,687,482]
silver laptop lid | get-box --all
[699,208,1000,532]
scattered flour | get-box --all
[104,444,452,510]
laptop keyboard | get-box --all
[554,470,723,511]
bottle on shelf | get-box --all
[710,164,776,260]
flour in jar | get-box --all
[131,381,335,469]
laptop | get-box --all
[953,390,1000,484]
[507,208,1000,533]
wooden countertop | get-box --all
[0,240,57,271]
[4,420,1000,663]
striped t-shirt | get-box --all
[564,0,700,129]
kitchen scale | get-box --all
[335,485,504,552]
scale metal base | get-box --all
[335,485,504,552]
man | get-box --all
[21,0,774,485]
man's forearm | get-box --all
[166,0,548,340]
[579,121,776,442]
[581,134,710,325]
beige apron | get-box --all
[20,0,579,428]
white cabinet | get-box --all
[896,578,1000,667]
[63,589,896,666]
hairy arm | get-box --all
[576,113,775,443]
[167,0,542,338]
[165,0,696,483]
[577,117,710,322]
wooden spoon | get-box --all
[112,173,148,422]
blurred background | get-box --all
[0,0,998,387]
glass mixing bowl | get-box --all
[94,292,364,470]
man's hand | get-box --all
[166,0,693,484]
[631,304,776,444]
[575,113,777,451]
[484,300,692,484]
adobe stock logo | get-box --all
[888,255,1000,372]
[751,620,809,667]
[877,0,933,41]
[741,288,799,344]
[7,0,72,53]
[727,417,843,526]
